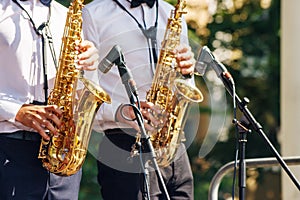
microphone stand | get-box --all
[219,72,300,199]
[114,57,170,200]
[232,108,252,200]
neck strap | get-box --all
[12,0,51,35]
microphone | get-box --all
[98,45,138,98]
[194,49,208,76]
[195,46,234,84]
[98,45,122,73]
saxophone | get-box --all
[146,0,203,167]
[38,0,111,176]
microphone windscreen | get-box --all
[98,45,122,73]
[195,47,210,76]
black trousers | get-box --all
[0,132,81,200]
[97,129,194,200]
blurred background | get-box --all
[57,0,300,199]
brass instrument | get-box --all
[146,0,203,167]
[38,0,111,176]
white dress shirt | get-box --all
[82,0,191,131]
[0,0,67,133]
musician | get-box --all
[0,0,99,199]
[83,0,196,199]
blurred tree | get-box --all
[186,0,281,199]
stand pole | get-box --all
[238,131,246,200]
[116,60,170,200]
[233,115,252,200]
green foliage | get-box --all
[79,153,102,200]
[56,0,70,7]
[204,0,280,154]
[190,0,281,199]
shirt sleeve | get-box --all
[0,97,23,123]
[82,7,119,129]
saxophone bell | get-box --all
[173,79,203,103]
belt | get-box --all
[102,128,141,152]
[104,128,138,136]
[0,130,41,141]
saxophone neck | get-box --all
[69,0,85,13]
[174,0,187,19]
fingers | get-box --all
[40,105,62,129]
[114,101,169,133]
[174,44,196,75]
[140,102,162,130]
[15,104,63,140]
[115,102,166,132]
[115,104,141,132]
[30,119,51,140]
[76,40,99,70]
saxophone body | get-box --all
[38,0,111,176]
[146,0,203,167]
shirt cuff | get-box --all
[0,99,23,123]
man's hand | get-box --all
[15,104,62,140]
[174,44,196,76]
[115,101,165,132]
[75,40,99,71]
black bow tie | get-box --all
[20,0,52,7]
[130,0,156,8]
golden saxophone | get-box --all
[146,0,203,167]
[38,0,111,176]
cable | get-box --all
[231,83,238,200]
[119,93,152,200]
